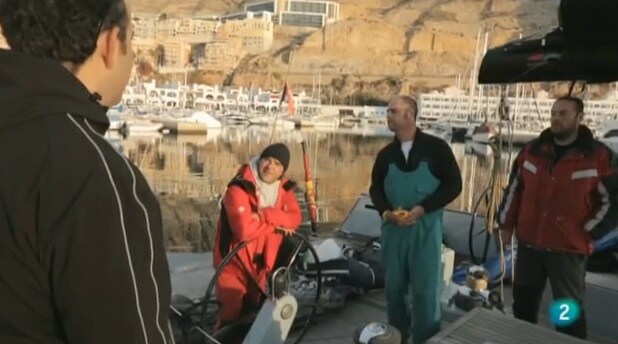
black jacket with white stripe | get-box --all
[0,50,173,343]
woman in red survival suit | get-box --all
[213,143,302,328]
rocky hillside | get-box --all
[128,0,242,17]
[130,0,562,102]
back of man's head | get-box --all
[0,0,129,65]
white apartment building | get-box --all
[220,13,274,53]
[224,0,340,28]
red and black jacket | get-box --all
[498,126,618,255]
[213,164,302,274]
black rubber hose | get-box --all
[468,187,490,265]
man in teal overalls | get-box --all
[369,95,462,343]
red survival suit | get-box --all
[213,163,302,326]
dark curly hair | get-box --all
[0,0,129,65]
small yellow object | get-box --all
[468,277,488,291]
[466,271,489,291]
[392,207,409,218]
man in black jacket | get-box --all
[0,1,174,343]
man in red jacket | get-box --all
[213,143,302,329]
[498,96,618,339]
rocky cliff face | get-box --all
[130,0,563,102]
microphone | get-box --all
[90,92,102,102]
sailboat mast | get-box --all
[317,68,322,106]
[478,29,490,121]
[468,29,482,118]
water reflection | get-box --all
[105,127,520,224]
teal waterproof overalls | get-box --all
[381,161,443,343]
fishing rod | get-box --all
[301,141,318,234]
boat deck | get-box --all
[169,251,617,344]
[297,286,616,344]
[168,193,618,344]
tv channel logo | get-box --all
[549,299,581,327]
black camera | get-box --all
[478,0,618,84]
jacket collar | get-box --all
[235,161,289,192]
[532,125,596,156]
[392,128,424,145]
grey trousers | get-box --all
[512,243,588,339]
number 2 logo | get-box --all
[550,299,580,327]
[559,304,570,321]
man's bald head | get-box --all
[392,95,418,119]
[387,95,418,135]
